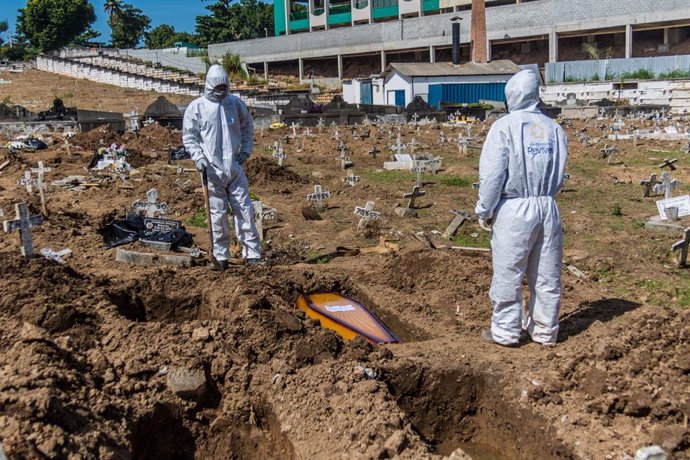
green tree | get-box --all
[71,27,102,46]
[104,0,124,20]
[196,0,273,45]
[0,21,8,46]
[145,24,176,49]
[16,0,96,52]
[108,3,151,48]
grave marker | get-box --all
[317,118,325,133]
[403,185,426,209]
[411,161,427,188]
[272,143,287,166]
[354,201,380,230]
[640,174,659,198]
[3,203,43,258]
[132,188,168,218]
[252,201,278,241]
[672,227,690,267]
[40,247,72,264]
[438,131,446,145]
[17,171,38,194]
[343,170,360,187]
[654,172,680,199]
[31,161,51,216]
[641,173,659,198]
[659,158,678,171]
[368,147,381,159]
[442,209,471,239]
[656,195,690,220]
[306,184,331,213]
[600,145,620,164]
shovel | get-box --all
[200,169,220,268]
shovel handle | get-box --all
[200,169,217,265]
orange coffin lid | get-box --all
[297,292,399,344]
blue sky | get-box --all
[2,0,216,41]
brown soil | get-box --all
[0,69,194,113]
[1,75,690,459]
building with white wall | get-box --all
[344,59,519,106]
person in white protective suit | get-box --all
[475,69,568,347]
[183,64,261,270]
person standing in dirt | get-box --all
[475,69,568,347]
[183,64,261,271]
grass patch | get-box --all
[451,229,491,249]
[611,204,622,216]
[439,175,472,187]
[185,207,208,228]
[362,170,415,184]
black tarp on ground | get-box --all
[99,213,193,249]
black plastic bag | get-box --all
[169,145,190,161]
[99,213,193,249]
[26,138,48,150]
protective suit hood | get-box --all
[505,69,540,113]
[205,64,230,102]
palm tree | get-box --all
[104,0,123,22]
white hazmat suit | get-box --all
[475,70,568,346]
[183,65,261,263]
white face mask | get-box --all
[212,88,228,100]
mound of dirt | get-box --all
[122,124,183,152]
[244,157,308,188]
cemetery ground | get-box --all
[1,90,690,458]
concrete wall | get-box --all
[210,0,690,64]
[540,79,690,113]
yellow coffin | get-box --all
[297,292,399,344]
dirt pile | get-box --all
[244,156,308,189]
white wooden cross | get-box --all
[272,142,287,166]
[442,209,471,239]
[438,131,446,145]
[457,135,469,154]
[252,201,278,242]
[391,135,404,155]
[3,203,43,258]
[132,188,168,218]
[17,171,38,194]
[343,170,360,187]
[411,113,419,125]
[40,247,72,264]
[31,161,51,216]
[408,137,419,153]
[332,127,340,140]
[654,172,680,199]
[337,143,352,169]
[306,184,331,213]
[403,185,426,209]
[317,118,325,133]
[354,201,380,230]
[672,227,690,268]
[290,122,300,138]
[411,160,428,188]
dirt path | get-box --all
[0,104,689,459]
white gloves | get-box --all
[195,158,209,172]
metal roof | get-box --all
[382,60,522,78]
